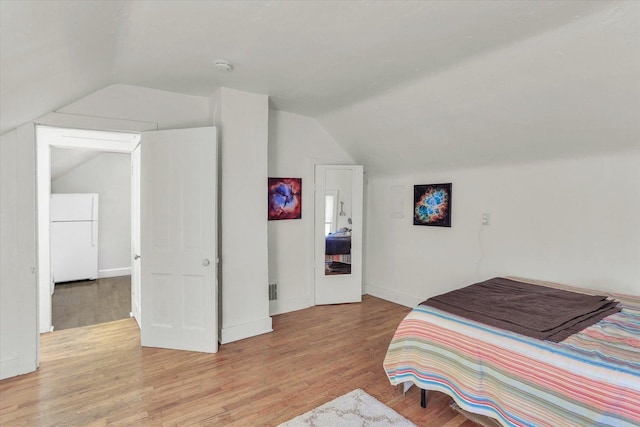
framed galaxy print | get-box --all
[413,183,452,227]
[268,178,302,220]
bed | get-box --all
[325,228,351,274]
[383,277,640,426]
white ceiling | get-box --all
[2,0,639,175]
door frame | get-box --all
[35,125,141,333]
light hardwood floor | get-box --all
[1,295,481,426]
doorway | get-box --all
[36,126,218,353]
[49,147,132,330]
[36,126,141,334]
[36,124,219,355]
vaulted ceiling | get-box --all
[2,0,638,175]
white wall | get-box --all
[58,84,211,131]
[1,125,37,380]
[52,152,131,277]
[365,151,640,307]
[267,110,353,315]
[212,87,272,343]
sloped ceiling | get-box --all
[50,147,102,181]
[1,1,638,175]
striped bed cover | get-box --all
[325,254,351,263]
[383,279,640,426]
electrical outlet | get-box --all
[482,213,490,225]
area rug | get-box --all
[279,389,416,427]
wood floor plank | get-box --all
[0,295,482,426]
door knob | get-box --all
[202,259,210,266]
[134,254,141,260]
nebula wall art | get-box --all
[413,183,452,227]
[268,178,302,220]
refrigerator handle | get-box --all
[91,219,97,247]
[91,195,97,247]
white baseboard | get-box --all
[269,295,311,316]
[98,267,131,279]
[0,355,37,381]
[265,285,419,316]
[220,316,273,344]
[364,282,421,308]
[0,357,18,381]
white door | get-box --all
[314,165,364,305]
[131,143,141,324]
[140,127,218,353]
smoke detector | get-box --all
[214,60,233,72]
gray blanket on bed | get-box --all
[421,277,620,342]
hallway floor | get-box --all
[52,275,131,331]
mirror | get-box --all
[324,169,352,275]
[314,164,363,304]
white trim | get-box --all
[36,111,157,133]
[98,267,132,279]
[36,136,53,333]
[364,282,421,308]
[220,317,273,344]
[36,125,140,333]
[38,125,140,151]
[269,295,311,316]
[0,357,18,380]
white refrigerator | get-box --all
[50,193,99,283]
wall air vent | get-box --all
[269,283,278,301]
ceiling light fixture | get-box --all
[214,59,233,72]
